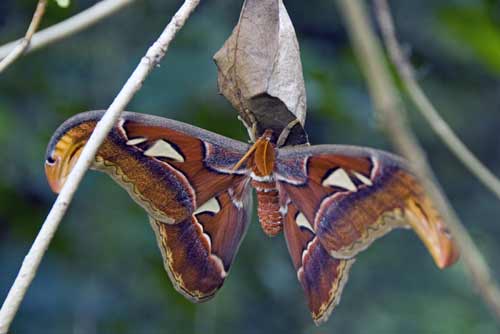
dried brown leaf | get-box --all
[214,0,307,146]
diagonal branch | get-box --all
[0,0,201,332]
[0,0,136,61]
[374,0,500,201]
[336,0,500,322]
[0,0,47,73]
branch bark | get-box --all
[0,0,136,61]
[374,0,500,202]
[336,0,500,322]
[0,0,47,73]
[0,0,200,332]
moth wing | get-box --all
[283,202,353,325]
[45,111,250,224]
[46,111,254,301]
[149,178,252,302]
[276,145,458,269]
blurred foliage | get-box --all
[0,0,499,333]
[439,3,500,73]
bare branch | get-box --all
[0,0,136,61]
[336,0,500,322]
[374,0,500,201]
[0,0,201,332]
[0,0,47,73]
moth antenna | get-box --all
[232,139,260,171]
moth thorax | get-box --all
[251,180,283,237]
[253,137,275,176]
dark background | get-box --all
[1,0,499,333]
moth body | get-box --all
[239,129,285,237]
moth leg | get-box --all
[238,108,258,143]
[277,118,300,147]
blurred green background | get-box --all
[1,0,499,333]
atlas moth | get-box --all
[45,110,458,325]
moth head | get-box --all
[45,119,96,193]
[261,129,274,142]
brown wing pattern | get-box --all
[149,180,252,302]
[283,202,354,325]
[45,111,250,224]
[45,111,253,301]
[276,145,458,269]
[123,118,249,206]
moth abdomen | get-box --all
[252,179,283,237]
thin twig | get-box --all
[0,0,47,73]
[336,0,500,322]
[374,0,500,201]
[0,0,136,61]
[0,0,201,332]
